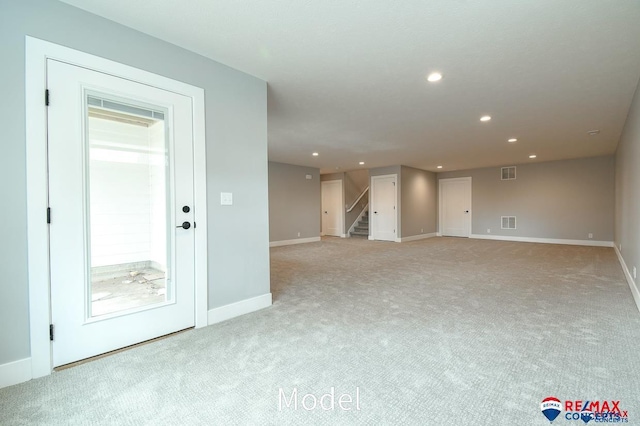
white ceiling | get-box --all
[61,0,640,173]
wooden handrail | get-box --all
[346,186,369,212]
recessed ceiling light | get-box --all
[508,138,518,143]
[312,152,319,156]
[437,166,443,169]
[427,72,443,82]
[480,115,491,122]
[359,161,365,165]
[529,154,537,159]
[587,130,600,136]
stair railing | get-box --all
[346,186,369,212]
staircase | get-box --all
[350,211,369,237]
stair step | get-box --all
[354,226,368,232]
[350,230,368,237]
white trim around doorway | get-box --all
[438,177,472,237]
[25,37,208,380]
[321,179,345,238]
[370,174,398,242]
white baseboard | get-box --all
[269,236,321,247]
[614,245,640,314]
[368,236,374,241]
[399,233,437,242]
[469,234,614,247]
[0,358,32,389]
[436,232,442,237]
[208,293,272,325]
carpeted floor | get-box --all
[1,237,639,425]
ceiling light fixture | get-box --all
[427,72,443,82]
[529,154,537,159]
[312,152,319,156]
[437,166,443,169]
[508,138,518,143]
[587,130,600,136]
[359,161,365,165]
[480,115,491,122]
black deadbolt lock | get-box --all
[182,206,190,213]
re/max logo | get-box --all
[564,400,626,416]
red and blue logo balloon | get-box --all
[541,397,562,422]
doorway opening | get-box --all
[321,180,344,237]
[438,177,472,237]
[26,37,208,378]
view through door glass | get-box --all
[87,94,172,317]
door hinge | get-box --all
[49,324,54,341]
[45,89,50,106]
[47,207,51,224]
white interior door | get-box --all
[371,175,397,241]
[439,177,472,237]
[47,59,196,367]
[321,180,343,237]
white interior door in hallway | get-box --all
[321,180,344,237]
[370,174,397,242]
[47,59,196,367]
[439,177,472,237]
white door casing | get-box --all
[321,180,344,237]
[26,37,208,377]
[370,174,397,242]
[439,177,472,237]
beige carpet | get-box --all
[1,237,639,425]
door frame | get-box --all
[320,180,345,237]
[438,177,472,237]
[370,174,398,242]
[25,37,208,378]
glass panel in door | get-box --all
[86,94,171,317]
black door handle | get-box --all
[182,206,190,213]
[177,221,191,229]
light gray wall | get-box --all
[369,166,402,236]
[346,170,369,194]
[438,156,615,241]
[615,80,640,284]
[0,0,269,365]
[268,162,320,242]
[321,172,345,182]
[400,166,437,238]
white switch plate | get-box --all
[220,192,233,205]
[305,174,312,180]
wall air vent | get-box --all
[501,216,516,230]
[501,166,516,180]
